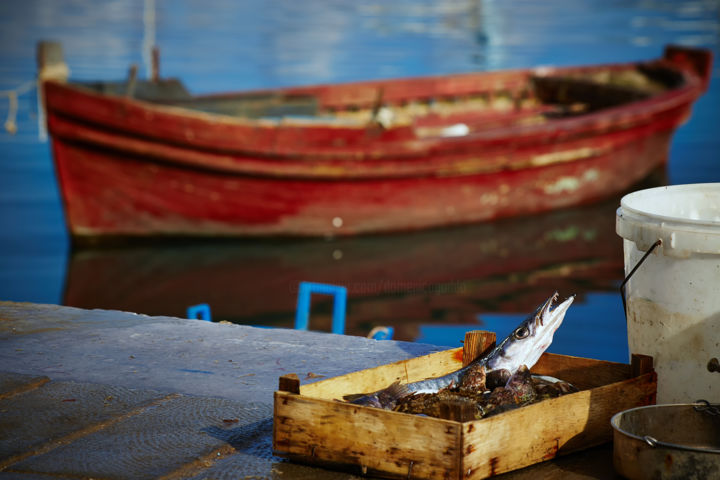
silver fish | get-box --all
[345,292,574,409]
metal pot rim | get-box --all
[610,402,720,455]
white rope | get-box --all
[0,79,36,97]
[4,91,18,134]
[1,79,38,135]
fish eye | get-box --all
[514,327,530,339]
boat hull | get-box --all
[51,126,673,237]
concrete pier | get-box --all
[0,301,616,479]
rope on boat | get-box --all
[0,79,37,134]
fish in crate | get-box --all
[344,292,577,419]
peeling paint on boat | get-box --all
[531,147,599,167]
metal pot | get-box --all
[611,401,720,479]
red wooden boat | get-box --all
[39,43,711,241]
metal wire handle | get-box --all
[620,239,662,322]
[694,399,720,417]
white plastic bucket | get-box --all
[616,183,720,404]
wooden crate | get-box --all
[273,331,656,479]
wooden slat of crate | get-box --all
[300,347,465,400]
[301,350,634,401]
[461,371,656,478]
[274,392,462,478]
[531,353,633,390]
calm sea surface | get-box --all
[1,0,719,362]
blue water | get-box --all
[416,292,628,360]
[1,0,719,363]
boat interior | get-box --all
[78,62,684,130]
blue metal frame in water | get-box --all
[294,282,347,335]
[187,303,212,322]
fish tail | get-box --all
[382,381,413,403]
[344,381,413,409]
[342,392,369,403]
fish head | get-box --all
[487,292,574,372]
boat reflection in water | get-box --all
[62,181,654,343]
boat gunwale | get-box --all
[142,57,686,106]
[43,55,705,145]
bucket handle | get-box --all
[620,239,662,321]
[694,399,720,417]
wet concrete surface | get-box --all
[0,302,619,479]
